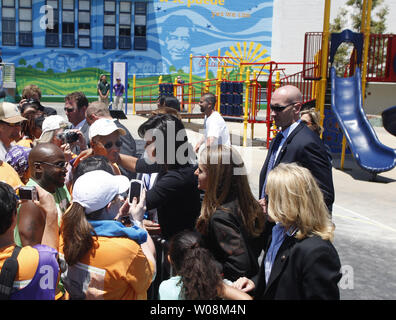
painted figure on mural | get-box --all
[161,15,196,74]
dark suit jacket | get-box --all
[71,120,90,155]
[145,164,201,240]
[203,200,263,282]
[254,231,342,300]
[259,122,334,210]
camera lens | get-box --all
[65,131,79,143]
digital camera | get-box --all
[58,129,79,144]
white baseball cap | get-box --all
[41,115,69,135]
[72,170,130,214]
[0,102,26,123]
[89,118,126,141]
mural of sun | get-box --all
[224,41,271,74]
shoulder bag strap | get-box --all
[0,246,22,300]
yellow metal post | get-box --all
[340,135,347,170]
[243,69,250,147]
[132,74,136,115]
[251,71,257,140]
[318,0,331,130]
[361,0,372,101]
[205,53,210,93]
[239,61,244,81]
[189,54,193,118]
[275,71,281,89]
[216,68,222,113]
[173,76,178,97]
[158,75,162,101]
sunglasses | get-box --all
[64,107,75,113]
[104,140,123,149]
[270,102,297,113]
[35,161,68,169]
[0,120,23,127]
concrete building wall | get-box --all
[364,82,396,115]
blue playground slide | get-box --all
[330,66,396,174]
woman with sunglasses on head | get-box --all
[234,163,341,300]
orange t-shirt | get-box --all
[0,161,24,188]
[59,236,154,300]
[0,245,39,292]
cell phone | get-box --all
[128,179,143,204]
[18,186,39,201]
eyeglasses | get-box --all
[104,140,123,149]
[35,161,68,169]
[64,107,75,113]
[0,120,23,127]
[270,102,297,113]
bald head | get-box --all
[29,143,66,191]
[270,85,303,129]
[29,143,64,167]
[272,85,303,104]
[86,101,111,125]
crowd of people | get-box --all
[0,82,342,300]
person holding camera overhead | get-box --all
[36,115,86,162]
[20,84,57,117]
[0,182,60,299]
[64,92,90,154]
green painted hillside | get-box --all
[15,67,207,102]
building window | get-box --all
[45,0,59,47]
[134,2,147,50]
[19,0,33,46]
[103,0,116,49]
[62,0,75,47]
[2,0,16,46]
[78,0,91,48]
[119,1,131,50]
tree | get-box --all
[330,0,389,76]
[36,62,44,69]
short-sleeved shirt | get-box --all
[113,83,125,96]
[98,81,110,96]
[0,245,38,292]
[0,161,23,188]
[0,244,59,300]
[59,236,154,300]
[204,111,231,147]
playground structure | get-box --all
[126,0,396,176]
[128,53,319,148]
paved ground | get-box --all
[52,102,396,300]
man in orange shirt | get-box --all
[0,182,59,299]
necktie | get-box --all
[142,173,151,190]
[261,132,283,199]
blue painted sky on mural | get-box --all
[1,0,273,77]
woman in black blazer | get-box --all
[234,163,342,299]
[194,145,266,282]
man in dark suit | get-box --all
[259,85,334,212]
[64,92,90,154]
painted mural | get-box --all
[0,0,273,98]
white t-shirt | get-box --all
[204,111,231,147]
